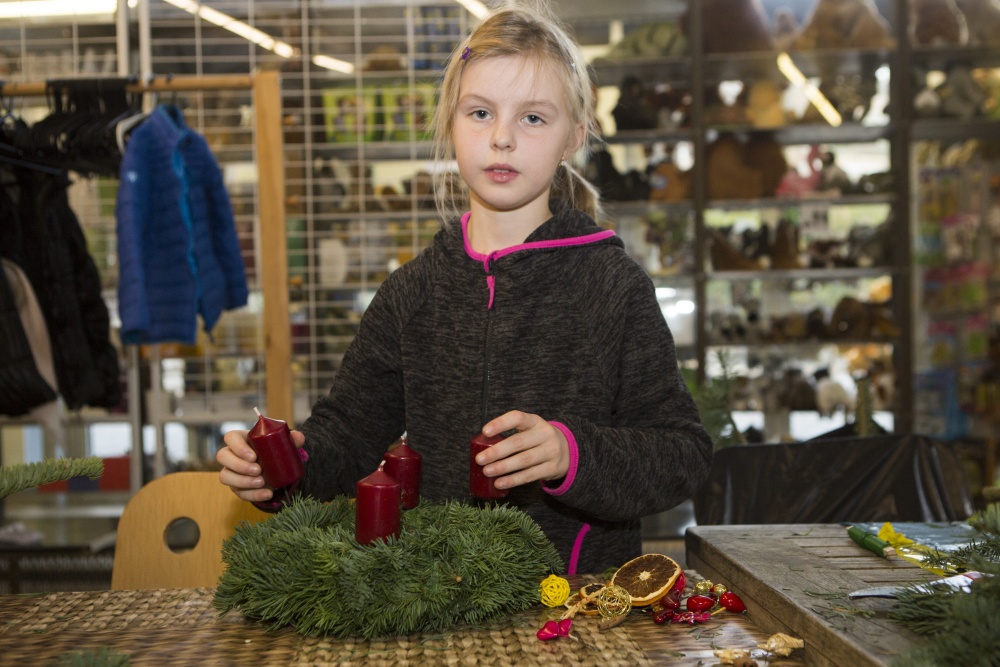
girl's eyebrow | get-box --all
[459,93,559,113]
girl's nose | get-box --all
[491,121,514,150]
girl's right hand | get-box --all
[217,428,306,503]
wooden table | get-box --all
[686,523,969,667]
[0,579,805,666]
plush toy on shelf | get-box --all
[682,0,774,54]
[790,0,896,50]
[953,0,1000,46]
[910,0,969,46]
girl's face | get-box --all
[453,55,584,221]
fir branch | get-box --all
[214,496,563,639]
[0,457,104,499]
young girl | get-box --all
[218,3,712,574]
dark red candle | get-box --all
[470,433,508,499]
[355,462,401,545]
[247,408,304,495]
[382,440,421,509]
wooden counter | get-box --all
[686,524,943,667]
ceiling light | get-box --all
[0,0,117,18]
[311,54,354,75]
[453,0,489,19]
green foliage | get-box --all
[48,648,131,667]
[214,496,563,639]
[0,457,104,499]
[889,505,1000,666]
[682,351,743,449]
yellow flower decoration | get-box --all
[538,574,571,607]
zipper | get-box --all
[481,254,497,425]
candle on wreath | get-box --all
[382,437,421,509]
[247,407,304,499]
[470,433,508,499]
[355,461,401,545]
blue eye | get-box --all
[525,114,543,124]
[473,109,490,119]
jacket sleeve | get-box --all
[202,139,248,310]
[295,263,421,500]
[544,270,713,521]
[115,135,152,345]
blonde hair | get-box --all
[431,3,602,222]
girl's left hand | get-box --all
[475,410,569,490]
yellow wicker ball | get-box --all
[539,575,571,608]
[596,584,632,618]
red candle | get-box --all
[382,440,421,509]
[470,433,508,499]
[246,408,304,497]
[355,462,401,545]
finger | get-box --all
[224,429,257,462]
[219,466,265,492]
[290,430,306,447]
[234,486,275,503]
[217,442,262,478]
[494,460,555,490]
[482,410,535,437]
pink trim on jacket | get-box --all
[461,211,617,310]
[543,420,578,496]
[567,523,590,576]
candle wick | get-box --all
[378,459,386,471]
[253,407,262,418]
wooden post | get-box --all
[252,70,293,424]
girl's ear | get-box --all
[567,121,585,159]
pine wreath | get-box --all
[213,496,563,639]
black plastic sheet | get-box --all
[694,434,974,525]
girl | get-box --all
[218,3,712,574]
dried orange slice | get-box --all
[563,583,605,616]
[609,553,681,606]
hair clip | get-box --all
[461,46,471,60]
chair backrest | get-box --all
[112,471,270,589]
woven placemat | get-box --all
[0,583,806,666]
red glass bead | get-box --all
[720,591,746,613]
[685,594,715,612]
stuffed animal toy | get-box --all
[771,218,804,269]
[775,145,822,198]
[936,66,987,119]
[773,8,800,51]
[612,76,657,132]
[705,134,763,199]
[818,150,853,193]
[820,73,877,123]
[910,0,968,46]
[682,0,774,54]
[744,134,788,197]
[648,160,691,202]
[814,369,853,417]
[790,0,896,50]
[709,227,767,271]
[745,80,787,128]
[953,0,1000,46]
[601,21,689,59]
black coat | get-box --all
[0,167,121,411]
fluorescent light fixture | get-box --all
[0,0,117,18]
[454,0,489,19]
[776,52,841,127]
[163,0,354,74]
[311,54,354,75]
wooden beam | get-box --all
[252,70,293,424]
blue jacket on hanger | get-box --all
[116,105,248,344]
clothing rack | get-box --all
[0,72,293,490]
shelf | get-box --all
[604,200,693,217]
[706,267,893,281]
[910,45,1000,70]
[705,122,892,145]
[703,48,892,81]
[911,118,1000,143]
[590,56,691,88]
[706,338,898,349]
[602,128,694,145]
[705,193,894,211]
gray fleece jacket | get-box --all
[297,203,713,574]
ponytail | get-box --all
[552,161,602,221]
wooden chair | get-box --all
[112,471,270,590]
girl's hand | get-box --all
[475,410,569,490]
[217,428,306,503]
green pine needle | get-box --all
[0,457,104,499]
[888,505,1000,666]
[214,496,563,639]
